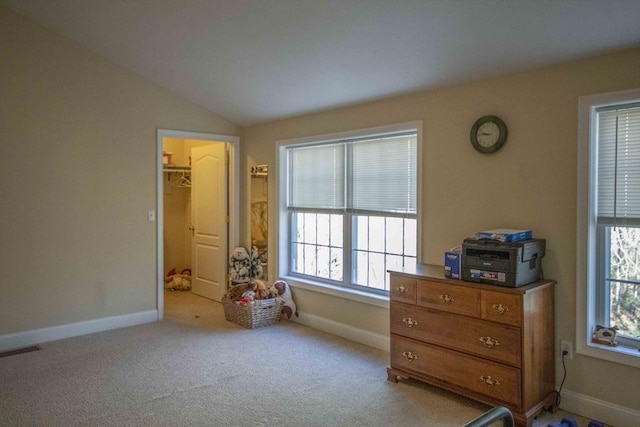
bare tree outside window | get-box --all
[608,226,640,338]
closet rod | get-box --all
[163,167,191,173]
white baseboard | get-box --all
[559,388,640,427]
[292,311,390,352]
[0,310,158,352]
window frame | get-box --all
[276,122,423,305]
[577,89,640,367]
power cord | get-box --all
[555,350,568,408]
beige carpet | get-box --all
[0,291,599,426]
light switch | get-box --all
[147,210,156,221]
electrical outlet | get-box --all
[561,340,573,360]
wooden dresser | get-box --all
[387,264,556,427]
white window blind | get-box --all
[288,132,417,214]
[289,144,345,210]
[597,103,640,225]
[351,134,417,214]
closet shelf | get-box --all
[163,165,191,173]
[163,165,191,187]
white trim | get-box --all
[0,310,157,352]
[292,311,390,352]
[156,129,240,320]
[560,388,640,427]
[576,89,640,368]
[276,121,422,147]
[285,276,389,309]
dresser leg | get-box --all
[387,367,409,383]
[544,392,559,413]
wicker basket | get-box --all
[222,297,283,329]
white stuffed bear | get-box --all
[230,247,251,283]
[230,246,264,283]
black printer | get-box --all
[461,238,545,287]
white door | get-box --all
[190,143,228,302]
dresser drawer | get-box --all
[390,275,417,304]
[391,335,521,407]
[391,302,522,367]
[417,280,481,317]
[481,290,522,326]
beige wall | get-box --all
[1,1,639,417]
[241,48,640,410]
[0,7,238,333]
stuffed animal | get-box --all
[237,290,256,306]
[165,268,192,291]
[592,325,619,346]
[226,282,256,301]
[167,274,192,291]
[249,246,263,279]
[270,280,298,319]
[229,247,251,283]
[229,246,264,283]
[252,279,270,300]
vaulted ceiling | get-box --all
[2,0,639,126]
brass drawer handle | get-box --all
[397,285,408,293]
[492,303,510,314]
[479,336,500,348]
[440,294,455,303]
[402,317,419,328]
[402,351,418,361]
[480,375,500,386]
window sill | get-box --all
[578,341,640,368]
[281,275,390,309]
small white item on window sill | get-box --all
[592,324,619,347]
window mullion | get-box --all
[314,213,318,278]
[289,211,297,274]
[343,211,353,286]
[344,143,353,286]
[603,226,612,327]
[595,224,608,326]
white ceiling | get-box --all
[2,0,639,126]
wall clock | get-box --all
[470,115,507,154]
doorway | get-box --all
[156,129,239,321]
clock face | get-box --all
[470,115,507,153]
[476,122,500,147]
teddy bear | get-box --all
[252,279,270,300]
[237,290,256,306]
[167,274,192,291]
[165,268,192,291]
[229,246,265,283]
[229,247,251,283]
[225,281,256,301]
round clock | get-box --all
[470,115,507,154]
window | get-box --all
[577,89,640,366]
[278,123,420,296]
